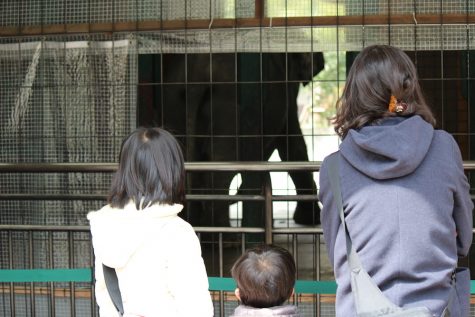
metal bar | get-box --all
[48,232,55,317]
[90,231,96,317]
[0,194,319,201]
[2,161,475,172]
[9,231,15,317]
[0,161,322,172]
[315,234,321,317]
[194,227,265,233]
[68,232,76,317]
[5,225,474,235]
[264,175,273,244]
[218,233,224,317]
[29,231,35,317]
[0,194,263,201]
[292,234,298,305]
[0,225,323,234]
[2,14,475,36]
[0,226,90,232]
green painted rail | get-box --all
[0,269,92,283]
[1,269,474,295]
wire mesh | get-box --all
[0,1,474,316]
[1,0,475,26]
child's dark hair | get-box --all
[108,127,185,209]
[334,45,436,139]
[231,244,296,308]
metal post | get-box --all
[9,231,15,317]
[29,231,35,317]
[264,174,273,244]
[69,232,76,317]
[48,232,55,316]
[316,235,321,317]
[219,233,225,317]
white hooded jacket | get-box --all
[87,202,214,317]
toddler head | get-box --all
[231,244,296,308]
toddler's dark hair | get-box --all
[231,244,296,308]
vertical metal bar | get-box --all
[29,231,35,317]
[388,0,391,45]
[69,231,76,317]
[264,175,273,244]
[209,0,214,162]
[439,0,444,130]
[315,234,321,317]
[219,233,225,317]
[465,0,470,161]
[9,231,16,317]
[292,234,298,305]
[49,232,55,316]
[413,0,418,66]
[362,0,366,47]
[90,232,97,317]
[234,0,238,164]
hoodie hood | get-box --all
[87,202,183,268]
[231,305,300,316]
[340,115,434,179]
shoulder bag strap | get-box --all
[326,153,362,271]
[102,264,124,315]
[326,153,404,314]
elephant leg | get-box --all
[276,88,321,225]
[276,140,320,225]
[286,150,321,225]
[239,171,267,243]
[199,171,235,227]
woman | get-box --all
[319,45,472,316]
[88,127,214,317]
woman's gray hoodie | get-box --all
[319,116,473,316]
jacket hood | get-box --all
[87,202,183,268]
[340,115,434,179]
[231,305,299,316]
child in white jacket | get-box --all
[88,127,214,317]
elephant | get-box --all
[138,52,324,228]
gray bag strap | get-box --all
[102,264,124,316]
[326,154,405,314]
[326,153,362,272]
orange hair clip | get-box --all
[388,95,407,113]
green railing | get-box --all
[1,268,475,295]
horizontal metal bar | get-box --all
[0,225,324,235]
[0,194,107,201]
[0,225,265,233]
[3,192,474,203]
[1,14,475,37]
[2,161,475,173]
[0,194,266,201]
[186,162,322,171]
[0,162,322,172]
[1,225,473,235]
[0,225,90,231]
[0,163,117,173]
[194,227,265,233]
[0,194,319,201]
[273,227,324,234]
